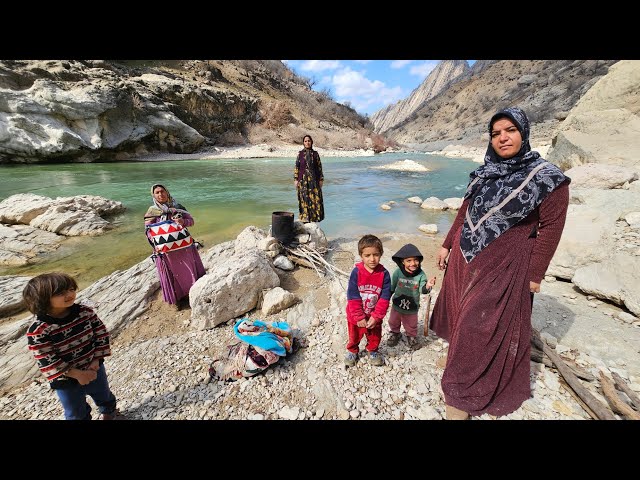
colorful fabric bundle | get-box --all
[146,220,193,253]
[209,319,293,381]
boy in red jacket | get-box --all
[345,234,391,367]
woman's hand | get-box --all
[319,180,323,188]
[437,247,450,270]
[294,180,299,189]
[530,281,540,293]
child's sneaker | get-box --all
[387,332,401,347]
[344,351,358,367]
[369,350,384,366]
[101,408,126,420]
[407,336,420,350]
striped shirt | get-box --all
[26,303,111,389]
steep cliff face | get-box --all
[384,60,617,150]
[370,60,470,133]
[546,60,640,170]
[0,60,369,164]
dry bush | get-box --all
[247,124,280,144]
[261,101,294,129]
[280,124,309,144]
[371,133,387,153]
[322,130,367,150]
[217,130,246,146]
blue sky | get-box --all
[283,60,475,117]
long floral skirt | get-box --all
[297,173,324,223]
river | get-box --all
[0,152,477,287]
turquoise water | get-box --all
[0,152,477,287]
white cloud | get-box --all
[331,67,404,113]
[391,60,412,69]
[354,60,372,64]
[299,60,341,72]
[409,61,438,79]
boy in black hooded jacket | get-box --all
[388,244,436,349]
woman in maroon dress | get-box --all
[430,107,570,419]
[144,184,206,309]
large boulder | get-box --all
[565,163,638,189]
[0,275,30,317]
[572,254,640,316]
[547,60,640,171]
[0,223,62,266]
[189,250,280,330]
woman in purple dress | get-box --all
[430,107,571,419]
[144,184,206,308]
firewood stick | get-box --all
[558,377,598,420]
[301,246,349,277]
[287,255,314,269]
[611,371,640,411]
[530,346,594,382]
[599,372,640,420]
[532,331,615,420]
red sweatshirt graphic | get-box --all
[346,262,391,325]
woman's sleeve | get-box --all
[529,180,570,283]
[442,198,470,249]
[316,153,324,182]
[181,211,195,228]
[294,153,300,181]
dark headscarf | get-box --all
[144,183,189,221]
[459,107,569,263]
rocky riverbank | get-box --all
[1,230,638,420]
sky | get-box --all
[283,60,475,117]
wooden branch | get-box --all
[531,346,553,367]
[562,358,596,383]
[303,248,349,277]
[530,346,594,381]
[286,255,314,269]
[600,372,640,420]
[558,377,598,420]
[611,371,640,411]
[531,331,616,420]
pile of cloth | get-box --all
[209,319,294,381]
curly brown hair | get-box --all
[22,272,78,316]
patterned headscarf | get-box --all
[459,107,569,263]
[144,183,188,220]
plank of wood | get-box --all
[611,371,640,411]
[600,372,640,420]
[532,330,616,420]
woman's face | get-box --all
[153,186,169,204]
[303,137,313,148]
[490,118,522,159]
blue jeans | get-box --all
[55,363,117,420]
